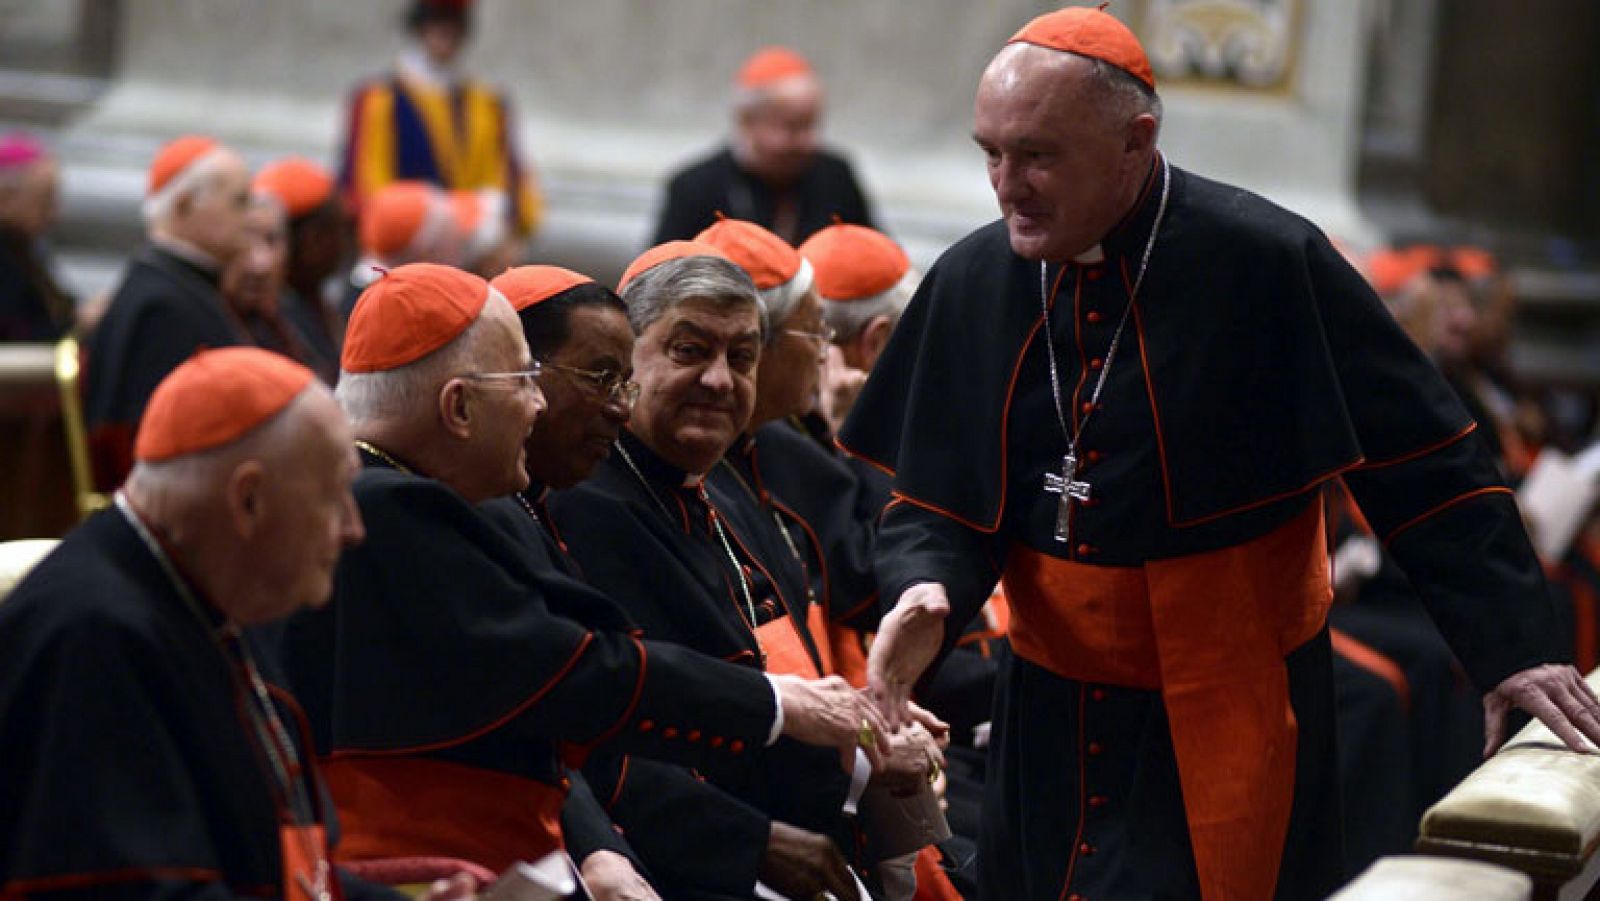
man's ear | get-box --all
[226,460,268,537]
[859,315,895,367]
[1126,113,1158,155]
[438,378,473,439]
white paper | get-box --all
[1517,446,1600,561]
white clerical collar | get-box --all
[1073,245,1107,265]
[682,473,705,488]
[152,236,222,274]
[397,46,460,89]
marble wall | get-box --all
[63,0,1382,277]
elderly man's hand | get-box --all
[1483,663,1600,756]
[870,721,946,798]
[759,821,861,901]
[868,583,951,729]
[773,673,892,768]
[580,850,661,901]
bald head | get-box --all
[974,43,1161,262]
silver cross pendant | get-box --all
[1043,452,1092,543]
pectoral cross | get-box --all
[1043,453,1091,544]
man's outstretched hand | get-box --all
[773,673,892,768]
[867,582,951,730]
[1483,663,1600,757]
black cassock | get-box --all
[652,146,875,247]
[0,508,396,899]
[84,244,246,490]
[268,449,781,875]
[549,430,856,898]
[840,160,1563,900]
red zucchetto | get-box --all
[735,47,813,89]
[618,240,733,293]
[147,135,221,197]
[253,157,335,218]
[799,223,911,302]
[135,348,315,462]
[1008,4,1155,90]
[694,217,802,291]
[490,265,593,312]
[342,263,489,373]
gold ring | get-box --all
[857,718,876,749]
[926,759,942,785]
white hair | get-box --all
[129,387,312,499]
[758,258,815,343]
[821,269,919,342]
[732,72,819,118]
[335,289,503,425]
[140,147,236,228]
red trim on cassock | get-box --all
[1055,684,1090,901]
[582,635,650,750]
[605,755,632,811]
[1352,422,1477,471]
[834,434,896,478]
[1330,628,1411,712]
[325,632,597,758]
[3,867,225,894]
[1381,486,1513,546]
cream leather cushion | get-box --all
[1329,856,1531,900]
[1420,668,1600,857]
[0,539,59,603]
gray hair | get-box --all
[335,293,503,425]
[757,258,816,345]
[821,269,919,342]
[141,147,236,228]
[1086,56,1163,135]
[621,255,768,339]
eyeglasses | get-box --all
[462,361,544,392]
[783,323,836,361]
[545,362,642,408]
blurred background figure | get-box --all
[0,132,73,342]
[337,0,541,242]
[451,187,524,279]
[652,46,876,247]
[84,134,253,492]
[220,189,295,359]
[341,179,459,316]
[799,222,916,436]
[252,156,351,383]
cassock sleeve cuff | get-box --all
[764,674,784,746]
[842,748,872,815]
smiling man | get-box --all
[842,6,1596,900]
[268,262,881,880]
[549,248,884,900]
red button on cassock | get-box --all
[1086,310,1104,324]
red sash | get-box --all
[756,604,831,678]
[1002,499,1331,900]
[281,824,340,901]
[322,756,565,873]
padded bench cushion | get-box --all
[1329,855,1531,900]
[1420,668,1600,861]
